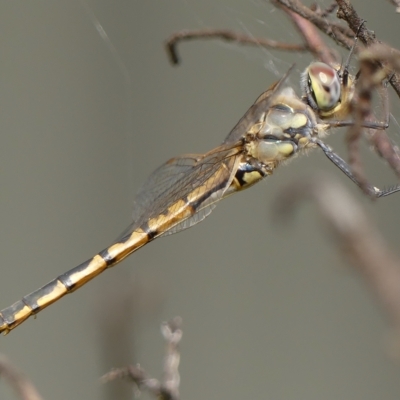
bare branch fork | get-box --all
[101,317,182,400]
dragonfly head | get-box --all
[301,62,341,113]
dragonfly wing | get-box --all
[131,154,202,223]
[224,65,295,144]
[159,153,240,236]
[118,144,242,240]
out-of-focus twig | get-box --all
[335,3,400,183]
[101,317,182,400]
[160,317,181,400]
[165,29,306,65]
[95,273,166,400]
[0,354,43,400]
[336,0,400,98]
[347,43,400,180]
[95,275,136,400]
[334,2,400,180]
[275,174,400,356]
[273,1,400,185]
[387,0,400,13]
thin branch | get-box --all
[102,365,164,399]
[165,28,306,65]
[0,354,44,400]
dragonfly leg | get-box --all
[314,139,400,198]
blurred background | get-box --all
[0,1,399,399]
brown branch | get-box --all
[0,354,44,400]
[336,0,375,45]
[165,28,306,65]
[274,175,400,356]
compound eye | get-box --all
[307,62,341,111]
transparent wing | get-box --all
[159,152,241,237]
[131,153,202,223]
[118,143,242,241]
[224,65,294,144]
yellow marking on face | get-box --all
[68,255,107,289]
[107,229,149,262]
[36,280,68,308]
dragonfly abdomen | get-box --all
[0,229,150,334]
[0,191,215,334]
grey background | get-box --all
[0,1,399,399]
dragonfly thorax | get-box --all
[245,87,320,165]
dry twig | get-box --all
[165,28,306,65]
[351,43,400,181]
[101,317,182,400]
[274,174,400,356]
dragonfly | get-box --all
[1,62,399,335]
